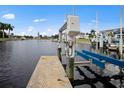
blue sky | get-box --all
[0,5,123,36]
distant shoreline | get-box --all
[0,38,91,45]
[0,38,51,42]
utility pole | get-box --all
[65,9,68,22]
[119,5,123,60]
[72,6,75,15]
[96,12,99,53]
[119,5,123,88]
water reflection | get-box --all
[0,40,57,87]
[0,42,13,87]
[0,40,123,88]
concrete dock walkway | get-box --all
[27,56,72,88]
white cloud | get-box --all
[33,19,39,22]
[53,32,58,35]
[88,23,92,26]
[2,13,15,20]
[64,19,66,23]
[47,28,52,32]
[33,19,48,23]
[41,32,47,36]
[28,26,34,32]
[91,20,96,23]
[21,32,26,36]
[39,19,47,22]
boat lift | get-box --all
[58,14,124,84]
[58,15,80,81]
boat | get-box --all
[21,37,26,40]
[108,40,124,51]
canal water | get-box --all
[0,40,57,88]
[0,40,123,88]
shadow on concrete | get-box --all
[72,66,123,88]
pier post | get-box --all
[58,31,62,62]
[65,37,76,82]
[66,39,75,82]
[57,47,62,62]
[66,57,74,82]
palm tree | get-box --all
[108,31,114,44]
[89,29,97,49]
[6,24,14,38]
[108,31,114,37]
[9,25,14,38]
[0,22,2,38]
[89,29,96,42]
[0,22,6,38]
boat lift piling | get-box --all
[99,33,104,54]
[57,32,62,62]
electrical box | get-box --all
[67,15,80,36]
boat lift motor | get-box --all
[58,15,80,81]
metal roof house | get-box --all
[100,28,124,40]
[99,28,124,45]
[113,28,124,34]
[100,28,124,35]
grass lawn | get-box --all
[76,38,90,44]
[0,38,10,41]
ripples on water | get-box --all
[0,40,57,88]
[0,40,123,88]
